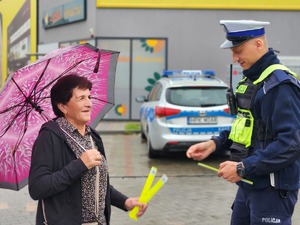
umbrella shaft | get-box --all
[26,97,43,114]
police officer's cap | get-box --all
[220,20,270,49]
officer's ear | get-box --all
[255,38,263,48]
[254,37,267,53]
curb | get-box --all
[96,130,141,135]
[96,121,141,135]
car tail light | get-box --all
[167,141,179,145]
[223,107,231,115]
[155,106,181,118]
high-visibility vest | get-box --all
[229,64,297,147]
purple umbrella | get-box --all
[0,43,119,190]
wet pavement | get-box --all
[0,121,299,225]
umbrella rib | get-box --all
[30,59,51,97]
[92,97,114,106]
[12,109,29,155]
[12,101,37,155]
[20,59,84,116]
[11,102,48,155]
[37,59,85,93]
[32,60,85,108]
[0,102,30,137]
[29,59,52,112]
[11,78,28,100]
[0,103,23,114]
[93,50,101,73]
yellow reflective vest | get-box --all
[229,64,297,147]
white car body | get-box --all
[136,70,235,158]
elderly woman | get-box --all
[29,74,147,225]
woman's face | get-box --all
[59,87,92,128]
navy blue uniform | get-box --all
[213,49,300,224]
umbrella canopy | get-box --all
[0,43,119,190]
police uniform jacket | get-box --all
[214,49,300,190]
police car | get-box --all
[135,70,234,158]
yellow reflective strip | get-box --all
[253,64,297,84]
[143,175,168,201]
[128,206,140,221]
[128,166,157,220]
[236,84,248,94]
[198,163,253,185]
[141,167,157,196]
[128,167,168,221]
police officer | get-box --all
[187,20,300,225]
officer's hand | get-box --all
[218,161,241,183]
[186,140,216,161]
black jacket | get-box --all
[28,120,128,225]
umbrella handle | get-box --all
[60,127,86,151]
[90,135,95,149]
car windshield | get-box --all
[166,87,228,107]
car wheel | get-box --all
[140,125,146,140]
[147,138,160,158]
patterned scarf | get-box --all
[56,117,108,224]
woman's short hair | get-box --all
[51,73,92,117]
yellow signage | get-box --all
[0,0,37,86]
[96,0,300,10]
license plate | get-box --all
[187,116,217,124]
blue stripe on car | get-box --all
[166,110,234,120]
[140,107,235,123]
[169,126,231,135]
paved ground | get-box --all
[1,175,299,225]
[0,121,299,225]
[109,176,237,225]
[0,176,237,225]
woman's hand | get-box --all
[125,197,148,217]
[80,149,102,169]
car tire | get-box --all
[140,126,146,140]
[147,138,160,158]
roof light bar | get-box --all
[162,70,215,77]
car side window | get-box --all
[148,83,162,101]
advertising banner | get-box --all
[0,0,37,86]
[42,0,86,29]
